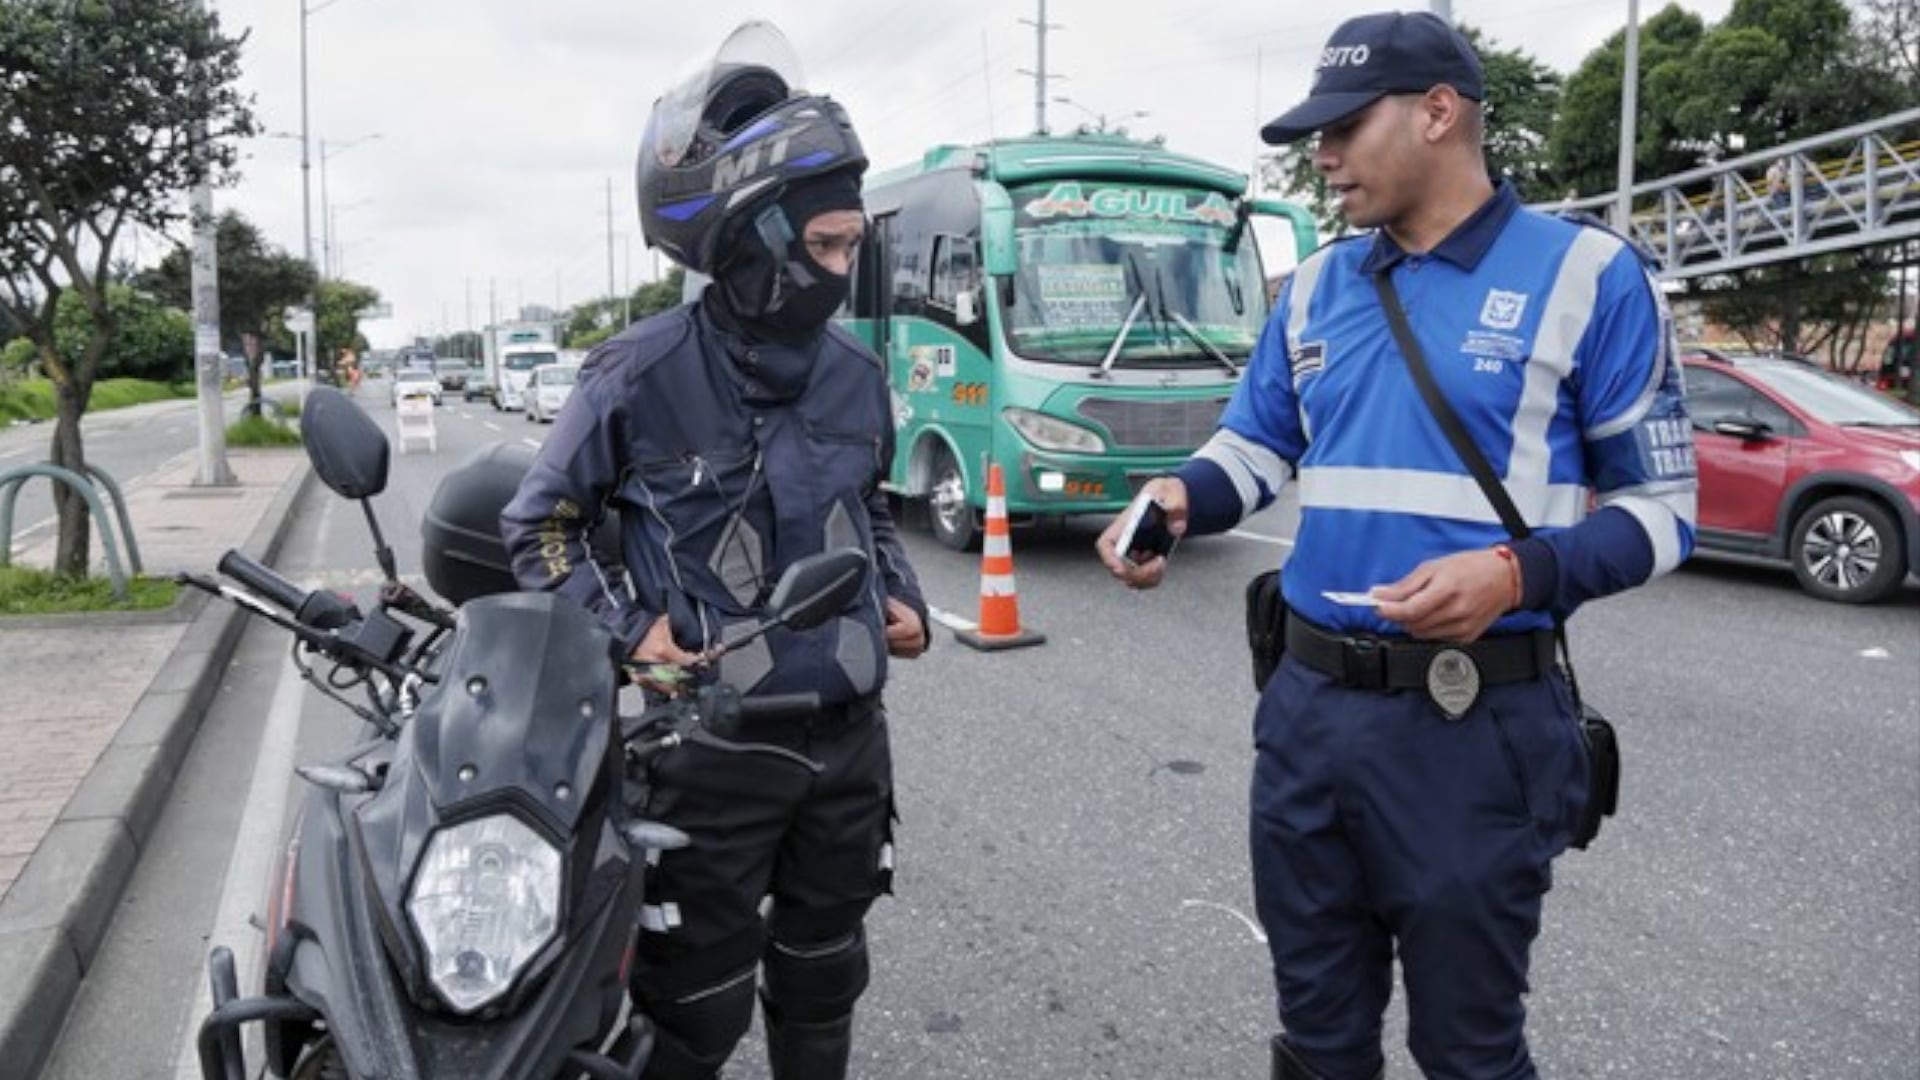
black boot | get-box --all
[765,1011,853,1080]
[1270,1035,1384,1080]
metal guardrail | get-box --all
[1545,107,1920,280]
[0,462,143,600]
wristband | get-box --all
[1492,543,1523,612]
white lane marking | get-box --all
[1228,528,1294,548]
[171,648,309,1079]
[484,421,502,432]
[1179,899,1269,944]
[920,527,1287,640]
[522,438,542,449]
[0,446,27,461]
[1860,647,1890,660]
[927,604,976,633]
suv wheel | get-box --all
[1789,494,1907,603]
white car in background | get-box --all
[390,367,442,406]
[525,363,580,424]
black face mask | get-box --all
[713,204,852,344]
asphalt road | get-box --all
[38,385,1920,1077]
[0,386,298,554]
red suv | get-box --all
[1680,348,1920,603]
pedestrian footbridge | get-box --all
[1548,107,1920,281]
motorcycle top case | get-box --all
[422,442,620,605]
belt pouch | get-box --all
[1245,569,1286,692]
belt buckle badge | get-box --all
[1426,648,1480,720]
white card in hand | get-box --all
[1322,590,1385,607]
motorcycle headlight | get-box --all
[406,813,562,1013]
[1004,407,1106,454]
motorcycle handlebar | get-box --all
[735,692,821,720]
[218,549,308,614]
[219,549,359,632]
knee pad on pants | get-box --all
[762,916,871,1025]
[638,965,758,1079]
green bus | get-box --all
[842,132,1318,549]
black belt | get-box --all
[1284,613,1554,691]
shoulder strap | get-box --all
[1370,270,1589,697]
[1369,271,1531,541]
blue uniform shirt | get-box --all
[1179,182,1697,633]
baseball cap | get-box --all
[1260,11,1485,145]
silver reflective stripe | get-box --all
[639,902,682,933]
[1510,227,1619,491]
[1299,466,1587,527]
[1600,488,1696,576]
[1287,249,1331,441]
[1589,263,1678,440]
[1194,429,1291,517]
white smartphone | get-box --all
[1115,493,1178,567]
[1322,590,1385,607]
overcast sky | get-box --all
[196,0,1738,349]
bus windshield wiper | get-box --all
[1096,257,1155,377]
[1152,265,1238,375]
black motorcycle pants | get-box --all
[630,702,894,1079]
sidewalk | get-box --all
[0,448,312,1080]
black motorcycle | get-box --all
[185,388,867,1079]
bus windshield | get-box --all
[1003,181,1268,367]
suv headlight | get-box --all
[1004,407,1106,454]
[407,813,562,1013]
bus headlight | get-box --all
[407,814,562,1013]
[1004,407,1105,454]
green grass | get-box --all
[226,413,302,447]
[0,565,179,614]
[0,378,195,424]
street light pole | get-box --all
[319,133,379,280]
[1615,0,1642,232]
[298,1,313,378]
[189,0,233,486]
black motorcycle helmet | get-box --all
[637,21,868,276]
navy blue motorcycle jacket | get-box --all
[501,297,927,707]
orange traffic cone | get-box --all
[954,463,1046,651]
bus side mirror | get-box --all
[981,185,1019,277]
[955,289,980,327]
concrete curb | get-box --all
[0,459,315,1080]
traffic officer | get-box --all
[1098,11,1696,1080]
[501,22,928,1080]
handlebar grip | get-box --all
[736,692,822,720]
[219,549,309,614]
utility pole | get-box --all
[188,0,233,486]
[1430,0,1452,22]
[465,277,474,358]
[1016,0,1062,135]
[1614,0,1642,233]
[605,177,618,305]
[298,0,317,381]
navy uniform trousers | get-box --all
[1251,652,1590,1080]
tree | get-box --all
[632,268,686,320]
[52,286,193,382]
[1550,4,1709,203]
[1260,24,1565,238]
[0,0,254,576]
[137,211,315,416]
[315,279,380,370]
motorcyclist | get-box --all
[500,22,928,1080]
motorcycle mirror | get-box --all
[300,388,390,500]
[765,548,870,631]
